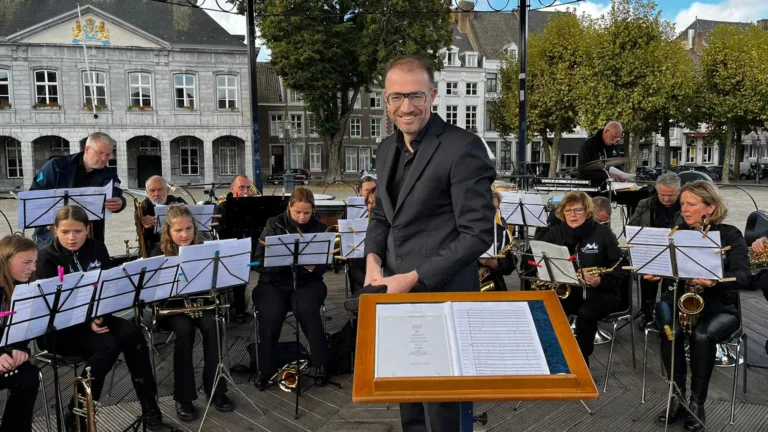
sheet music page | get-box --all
[610,181,638,191]
[17,182,112,228]
[156,205,215,233]
[177,241,220,295]
[346,197,368,220]
[520,194,548,227]
[671,230,723,279]
[70,181,113,221]
[296,233,337,266]
[264,234,300,268]
[143,256,181,303]
[451,302,550,375]
[217,238,252,288]
[498,192,522,224]
[1,283,42,346]
[121,256,164,303]
[626,226,674,277]
[94,266,138,316]
[55,270,100,331]
[375,303,457,378]
[528,241,580,284]
[153,204,169,233]
[499,193,547,227]
[339,218,368,259]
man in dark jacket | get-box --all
[30,132,126,245]
[139,175,187,254]
[364,55,495,432]
[578,121,628,187]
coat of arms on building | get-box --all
[72,18,111,45]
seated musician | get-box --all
[591,196,612,225]
[478,192,516,291]
[139,175,187,254]
[0,235,41,432]
[359,175,376,198]
[215,174,255,324]
[648,180,749,431]
[347,189,377,295]
[35,205,162,431]
[149,205,233,420]
[253,188,329,389]
[751,235,768,354]
[628,172,682,328]
[537,191,626,366]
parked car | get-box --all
[266,168,311,185]
[360,169,376,180]
[636,167,659,181]
[706,166,723,181]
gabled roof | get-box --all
[451,25,475,54]
[0,0,244,48]
[256,63,282,104]
[468,10,560,60]
[676,18,752,40]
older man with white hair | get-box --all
[578,120,628,186]
[139,175,187,253]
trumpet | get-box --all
[153,295,222,326]
[134,198,148,259]
[272,359,309,392]
[73,366,97,432]
[679,280,705,333]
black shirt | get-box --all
[73,154,94,189]
[653,201,680,228]
[387,116,434,205]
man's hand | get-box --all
[380,271,419,294]
[610,174,628,182]
[140,215,155,229]
[105,198,123,212]
[0,354,13,373]
[643,274,661,282]
[581,273,601,287]
[691,278,716,288]
[479,258,499,269]
[11,350,28,368]
[752,237,768,253]
[364,254,383,286]
[91,317,109,334]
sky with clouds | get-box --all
[202,0,768,61]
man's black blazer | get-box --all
[365,114,496,292]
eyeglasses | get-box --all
[87,146,111,159]
[563,208,585,215]
[386,92,429,107]
[606,130,623,144]
[597,219,611,225]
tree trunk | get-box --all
[662,116,671,170]
[549,125,562,178]
[322,89,359,181]
[734,125,743,180]
[720,119,735,184]
[627,133,641,175]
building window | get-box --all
[82,71,107,108]
[486,104,496,131]
[466,54,477,67]
[34,70,59,105]
[179,138,200,175]
[465,82,477,96]
[431,105,438,113]
[486,73,498,93]
[0,70,9,105]
[703,146,713,164]
[291,145,304,169]
[5,138,22,179]
[370,117,382,138]
[560,154,578,169]
[465,106,477,131]
[288,89,303,104]
[369,92,382,109]
[128,72,152,108]
[307,114,318,136]
[174,73,196,109]
[446,51,456,66]
[290,113,303,136]
[345,147,358,172]
[446,105,458,126]
[350,118,362,138]
[309,145,322,172]
[216,75,237,110]
[108,146,117,168]
[138,137,160,152]
[446,82,458,96]
[218,139,238,175]
[50,137,67,152]
[641,148,650,166]
[359,147,371,170]
[270,114,283,137]
[687,147,696,163]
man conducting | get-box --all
[364,55,496,432]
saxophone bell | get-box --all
[678,280,705,333]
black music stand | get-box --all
[262,233,342,420]
[175,241,264,432]
[19,186,110,235]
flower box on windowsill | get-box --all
[467,127,478,133]
[83,103,108,111]
[0,103,12,110]
[127,104,154,111]
[228,106,239,112]
[33,102,61,109]
[183,105,195,111]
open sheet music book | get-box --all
[625,226,724,279]
[154,204,215,232]
[528,240,581,284]
[498,192,548,227]
[375,301,549,378]
[338,218,367,259]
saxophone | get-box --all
[749,249,768,268]
[479,222,516,292]
[678,280,705,333]
[530,279,571,299]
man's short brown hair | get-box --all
[384,55,436,88]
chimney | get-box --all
[456,1,475,33]
[758,19,768,31]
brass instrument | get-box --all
[530,279,572,299]
[579,259,622,278]
[678,280,705,333]
[153,296,222,326]
[73,366,97,432]
[272,359,309,392]
[479,241,517,292]
[134,198,148,259]
[749,249,768,268]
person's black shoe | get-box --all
[212,394,234,412]
[142,398,164,431]
[764,338,768,355]
[232,313,248,324]
[255,371,272,390]
[683,400,705,432]
[175,401,197,422]
[656,395,686,426]
[314,366,328,387]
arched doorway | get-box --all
[171,136,205,184]
[213,136,245,183]
[128,136,162,188]
[0,137,23,188]
[32,136,69,172]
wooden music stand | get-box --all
[353,290,598,428]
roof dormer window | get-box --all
[446,51,456,66]
[466,53,477,67]
[502,42,518,58]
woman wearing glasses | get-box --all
[534,191,626,366]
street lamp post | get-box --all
[281,121,296,193]
[756,137,763,184]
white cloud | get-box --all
[545,1,612,19]
[672,0,767,33]
[204,9,271,62]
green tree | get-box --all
[490,12,586,178]
[699,25,768,183]
[235,0,452,179]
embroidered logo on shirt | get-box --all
[86,260,101,271]
[581,243,599,253]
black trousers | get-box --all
[162,311,225,402]
[400,402,460,432]
[560,291,621,362]
[655,300,739,402]
[232,284,247,316]
[640,278,660,315]
[347,259,366,295]
[40,315,157,402]
[759,271,768,302]
[0,361,39,432]
[253,280,328,375]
